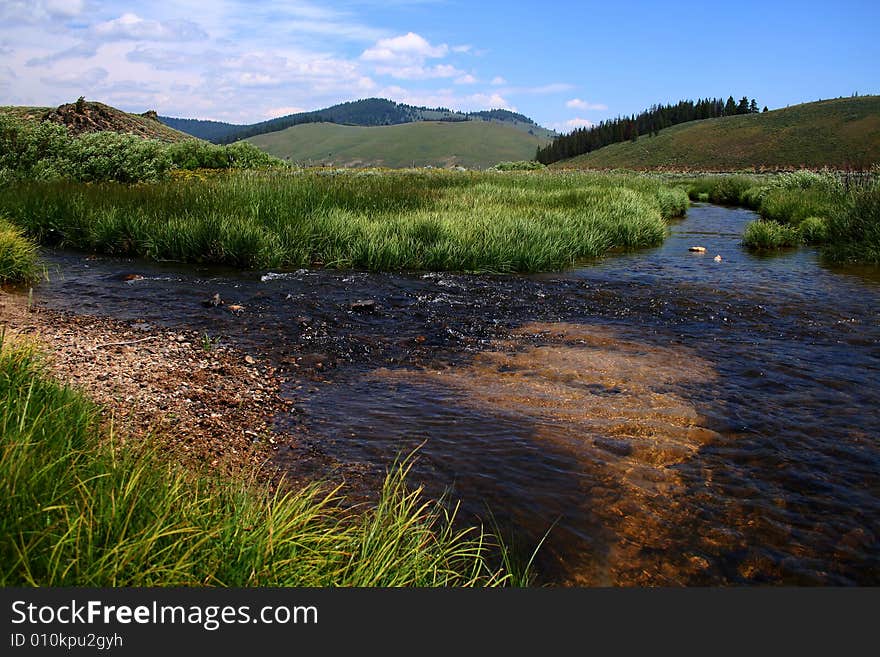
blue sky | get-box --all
[1,0,878,130]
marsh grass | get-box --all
[0,337,522,586]
[0,170,686,273]
[742,219,803,250]
[686,171,879,261]
[0,217,39,283]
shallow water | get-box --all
[35,204,880,585]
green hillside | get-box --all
[246,120,552,169]
[163,98,555,144]
[554,96,880,171]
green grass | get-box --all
[247,121,552,169]
[0,217,39,283]
[683,170,880,262]
[0,170,688,273]
[0,337,524,586]
[742,219,803,250]
[554,96,880,171]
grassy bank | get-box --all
[685,171,880,263]
[0,337,520,586]
[0,217,39,283]
[0,170,688,273]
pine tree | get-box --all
[763,106,769,113]
[749,99,758,113]
[724,96,737,115]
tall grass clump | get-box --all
[687,175,757,205]
[741,219,802,250]
[0,337,522,586]
[823,185,880,263]
[0,217,39,282]
[0,170,684,273]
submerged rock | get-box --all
[203,293,223,308]
[227,304,245,315]
[689,246,707,253]
[714,255,723,262]
[350,299,377,313]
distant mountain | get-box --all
[554,96,880,171]
[246,120,553,169]
[157,116,246,143]
[160,98,556,144]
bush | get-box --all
[0,113,284,183]
[0,113,71,180]
[67,132,173,183]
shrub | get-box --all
[67,132,173,183]
[0,114,71,180]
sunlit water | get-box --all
[35,204,880,585]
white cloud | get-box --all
[237,72,283,87]
[1,0,85,24]
[26,42,97,67]
[379,86,516,113]
[374,63,463,80]
[566,98,607,111]
[40,67,108,88]
[125,47,189,70]
[93,13,207,42]
[551,117,595,132]
[265,106,307,119]
[44,0,85,18]
[361,32,448,62]
[0,2,567,125]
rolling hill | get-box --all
[246,120,553,169]
[1,101,193,143]
[161,98,556,144]
[553,96,880,171]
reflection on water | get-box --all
[34,204,880,585]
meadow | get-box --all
[246,120,551,169]
[0,170,689,273]
[684,170,880,262]
[0,336,524,586]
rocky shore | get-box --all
[0,288,294,476]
